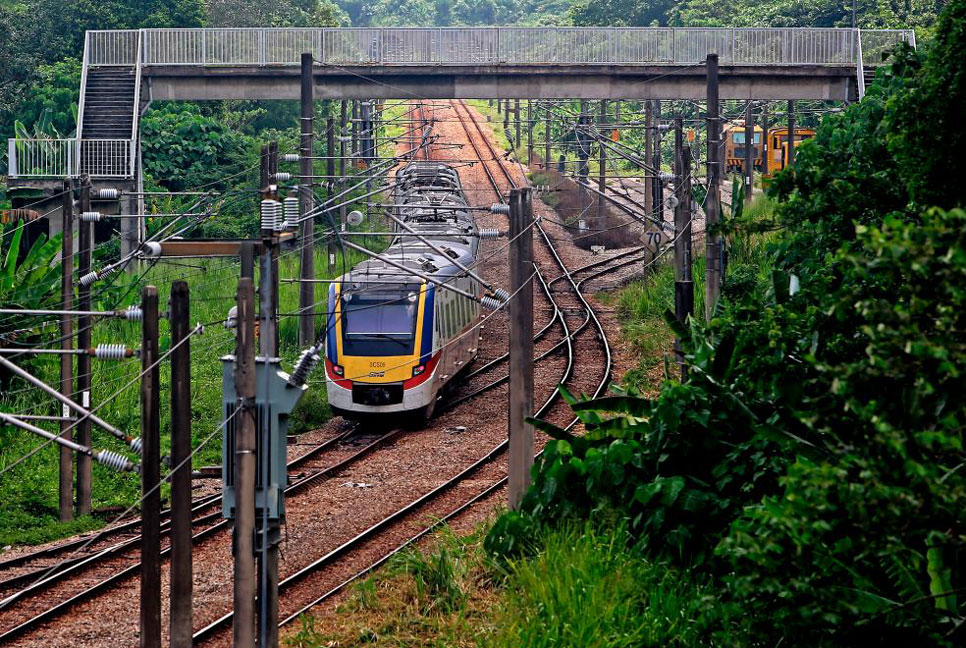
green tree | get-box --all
[206,0,346,26]
[570,0,676,26]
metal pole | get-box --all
[59,181,74,523]
[169,280,192,648]
[351,99,359,157]
[673,116,694,381]
[598,100,607,219]
[652,100,663,225]
[787,100,796,169]
[339,100,347,256]
[257,201,279,648]
[232,277,256,648]
[508,187,534,510]
[326,116,336,271]
[514,99,521,151]
[298,53,316,346]
[526,100,534,166]
[0,356,126,440]
[544,101,551,170]
[139,285,161,648]
[744,101,754,202]
[76,176,92,517]
[644,102,654,217]
[503,99,509,133]
[705,54,722,321]
[260,145,270,196]
[614,100,621,143]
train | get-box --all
[765,126,816,176]
[722,121,816,176]
[723,120,764,173]
[323,162,483,421]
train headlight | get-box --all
[333,364,344,377]
[412,364,426,377]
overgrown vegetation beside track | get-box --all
[483,2,966,645]
[290,522,714,648]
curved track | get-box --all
[258,99,620,634]
[1,100,625,647]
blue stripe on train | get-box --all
[326,282,338,363]
[420,284,435,364]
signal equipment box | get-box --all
[220,355,307,520]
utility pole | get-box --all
[503,99,509,132]
[614,101,621,142]
[169,280,192,648]
[544,101,551,170]
[339,100,348,255]
[351,100,359,158]
[326,116,336,271]
[76,176,92,517]
[673,116,694,381]
[298,53,315,346]
[508,187,534,510]
[232,273,256,648]
[259,145,270,197]
[140,285,161,648]
[59,181,74,523]
[258,172,280,647]
[526,100,534,166]
[744,101,754,203]
[598,100,607,219]
[705,54,723,321]
[653,100,664,226]
[787,100,796,169]
[644,102,654,217]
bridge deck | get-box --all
[144,63,861,101]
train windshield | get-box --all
[732,132,762,144]
[340,290,419,356]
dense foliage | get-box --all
[487,1,966,644]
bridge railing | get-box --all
[7,139,133,179]
[98,27,916,67]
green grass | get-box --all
[287,521,716,648]
[0,210,391,546]
[486,524,714,648]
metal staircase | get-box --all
[79,67,137,140]
[71,30,142,178]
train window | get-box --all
[446,298,454,338]
[341,291,418,357]
[442,299,449,338]
[733,132,762,144]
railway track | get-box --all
[242,99,620,635]
[0,100,620,647]
[0,425,403,642]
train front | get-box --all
[323,279,438,418]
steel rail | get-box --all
[190,99,582,645]
[0,426,356,578]
[275,103,619,628]
[0,426,404,642]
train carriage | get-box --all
[324,162,483,420]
